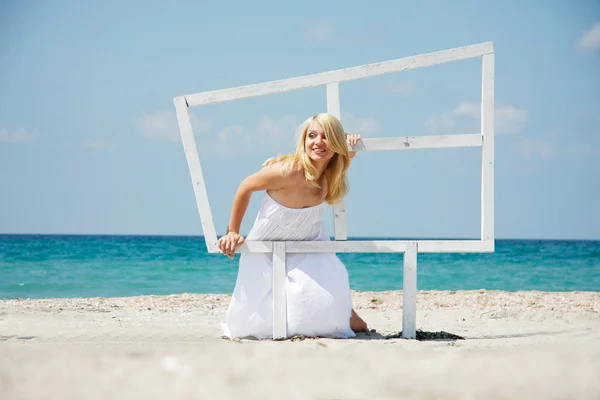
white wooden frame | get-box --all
[174,42,495,340]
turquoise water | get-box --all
[0,234,598,299]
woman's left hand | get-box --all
[346,133,361,160]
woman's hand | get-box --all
[217,232,245,259]
[346,133,362,160]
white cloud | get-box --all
[256,115,298,143]
[210,125,243,156]
[160,112,380,158]
[577,22,600,52]
[496,104,528,134]
[518,138,592,160]
[136,109,210,141]
[519,138,556,159]
[341,112,381,135]
[203,114,299,157]
[425,101,527,135]
[0,127,38,144]
[305,21,335,43]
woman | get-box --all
[218,113,368,339]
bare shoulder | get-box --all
[239,161,289,192]
[266,160,305,182]
[287,161,305,180]
[261,161,286,176]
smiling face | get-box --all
[304,120,335,164]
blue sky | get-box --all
[1,0,599,240]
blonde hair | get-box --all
[264,113,351,204]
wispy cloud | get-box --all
[425,101,527,135]
[206,114,299,157]
[304,21,335,43]
[256,115,298,142]
[157,112,381,158]
[341,112,381,135]
[518,137,592,160]
[519,138,556,159]
[0,127,38,144]
[577,22,600,53]
[136,109,210,141]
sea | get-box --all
[0,234,598,300]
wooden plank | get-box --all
[481,53,495,242]
[173,97,219,252]
[349,134,483,152]
[185,42,494,107]
[236,241,273,253]
[272,242,287,339]
[285,240,407,253]
[327,82,348,241]
[212,240,493,254]
[283,240,490,253]
[326,82,341,118]
[402,242,418,339]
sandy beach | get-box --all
[1,289,599,399]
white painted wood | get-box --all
[175,42,498,341]
[272,242,287,339]
[285,240,491,253]
[287,240,407,253]
[481,53,495,243]
[349,134,482,152]
[225,240,493,254]
[185,42,494,107]
[327,82,348,241]
[235,241,273,253]
[326,83,341,118]
[173,97,219,251]
[402,242,418,339]
[332,205,348,241]
[233,239,487,255]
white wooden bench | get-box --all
[174,42,496,339]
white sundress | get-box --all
[222,191,355,339]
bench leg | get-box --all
[272,242,287,339]
[402,242,417,339]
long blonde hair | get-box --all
[264,113,351,204]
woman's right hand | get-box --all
[217,232,245,259]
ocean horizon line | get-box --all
[1,233,599,243]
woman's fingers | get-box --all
[227,239,234,256]
[219,236,233,258]
[218,233,245,258]
[347,134,362,146]
[217,237,226,253]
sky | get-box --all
[1,0,599,240]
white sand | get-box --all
[1,290,599,399]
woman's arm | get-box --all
[218,163,288,258]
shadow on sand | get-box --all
[352,329,465,342]
[244,329,466,342]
